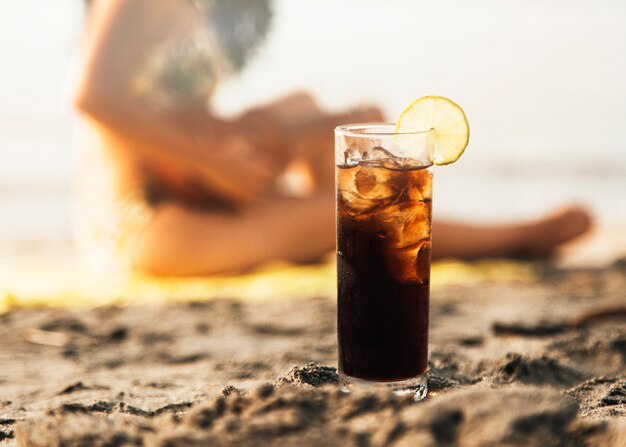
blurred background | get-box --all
[1,0,625,267]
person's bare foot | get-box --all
[515,206,593,259]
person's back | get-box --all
[76,1,206,267]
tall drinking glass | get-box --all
[335,124,433,400]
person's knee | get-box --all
[132,233,181,276]
[131,207,193,276]
[131,205,242,276]
[132,233,218,276]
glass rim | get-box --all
[335,123,430,138]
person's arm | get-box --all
[75,0,274,206]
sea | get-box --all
[1,0,625,262]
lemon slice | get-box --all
[395,95,469,165]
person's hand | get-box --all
[287,104,385,192]
[235,95,385,196]
[236,92,323,171]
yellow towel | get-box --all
[0,257,535,314]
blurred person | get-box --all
[74,0,591,276]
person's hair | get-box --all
[205,0,273,72]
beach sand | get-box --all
[1,259,625,446]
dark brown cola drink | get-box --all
[337,158,432,382]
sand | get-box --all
[1,261,625,446]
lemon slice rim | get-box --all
[395,95,470,166]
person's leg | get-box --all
[432,206,592,260]
[134,199,591,276]
[133,194,335,276]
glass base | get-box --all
[339,373,428,401]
